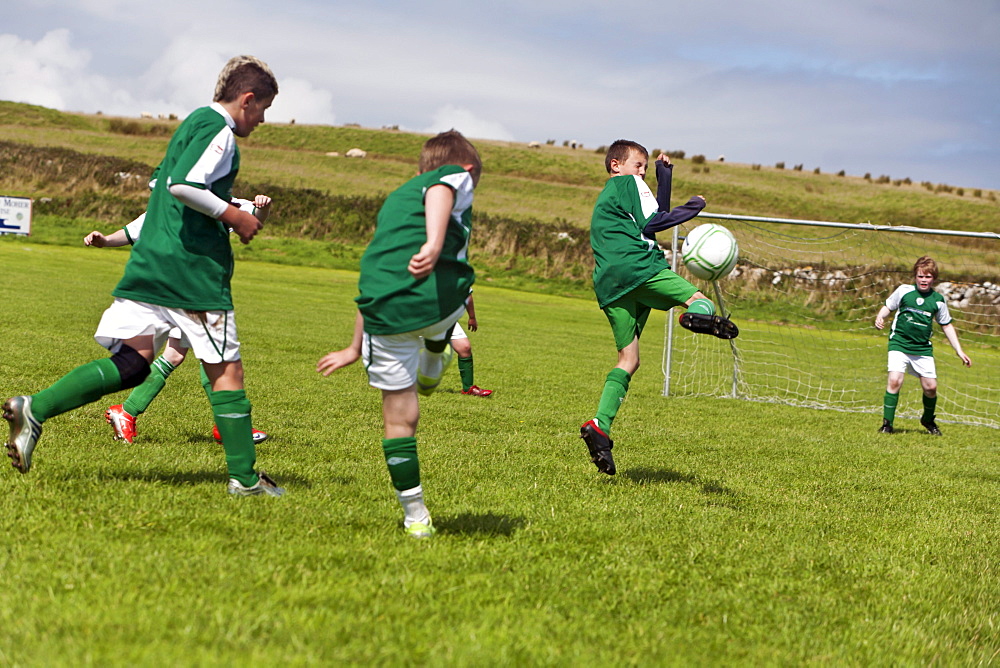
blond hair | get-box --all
[418,130,482,186]
[213,55,278,103]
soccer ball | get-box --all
[681,223,739,281]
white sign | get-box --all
[0,196,33,236]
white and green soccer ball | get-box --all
[681,223,739,281]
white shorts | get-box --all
[363,305,465,391]
[94,298,241,363]
[451,322,467,341]
[887,350,936,379]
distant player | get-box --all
[317,130,482,538]
[84,195,272,445]
[449,294,492,397]
[4,55,282,496]
[581,139,739,476]
[874,256,972,435]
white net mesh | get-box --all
[663,215,1000,429]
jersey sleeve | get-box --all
[885,285,908,311]
[167,124,237,191]
[934,300,953,326]
[431,167,475,218]
[123,212,146,244]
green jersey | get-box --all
[590,174,667,308]
[356,165,475,335]
[885,284,952,355]
[113,103,240,310]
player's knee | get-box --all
[111,344,150,390]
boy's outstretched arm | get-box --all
[251,195,272,223]
[643,155,706,236]
[317,311,364,376]
[408,184,454,280]
[941,323,972,366]
[84,228,129,248]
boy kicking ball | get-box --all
[874,255,971,435]
[581,139,738,475]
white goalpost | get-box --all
[663,213,1000,429]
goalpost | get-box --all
[662,213,1000,429]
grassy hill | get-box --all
[2,99,997,297]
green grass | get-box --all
[1,243,998,665]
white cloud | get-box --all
[266,78,336,126]
[0,29,95,109]
[423,105,515,142]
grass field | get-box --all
[1,242,998,665]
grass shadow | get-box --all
[95,469,319,487]
[624,467,744,510]
[435,512,526,537]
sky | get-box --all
[2,0,998,191]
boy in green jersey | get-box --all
[874,256,972,435]
[581,139,739,475]
[84,195,272,446]
[318,130,482,538]
[4,55,283,496]
[450,294,493,397]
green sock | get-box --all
[210,389,256,487]
[687,298,716,316]
[382,437,420,491]
[458,355,474,391]
[922,394,937,423]
[122,355,175,416]
[199,363,212,401]
[31,358,123,422]
[594,368,631,433]
[883,391,899,425]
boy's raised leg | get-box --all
[679,298,739,339]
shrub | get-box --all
[973,189,982,198]
[595,145,607,154]
[837,170,845,177]
[775,162,785,170]
[665,150,685,160]
[691,154,706,164]
[863,173,871,181]
[793,164,803,171]
[752,164,761,171]
[813,167,821,174]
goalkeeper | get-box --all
[874,255,972,435]
[580,139,738,476]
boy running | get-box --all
[4,55,282,496]
[84,195,272,445]
[318,130,481,538]
[874,256,972,435]
[581,139,738,475]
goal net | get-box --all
[662,213,1000,429]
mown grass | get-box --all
[1,243,998,666]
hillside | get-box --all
[1,100,997,296]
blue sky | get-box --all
[2,0,998,192]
